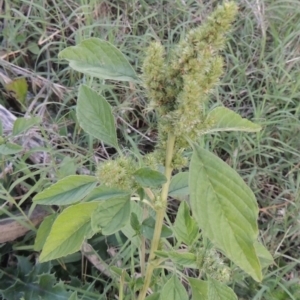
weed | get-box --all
[0,0,299,299]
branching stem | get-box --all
[138,133,176,300]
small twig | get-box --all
[0,59,71,99]
[285,162,300,177]
[38,29,61,45]
[81,241,111,277]
[101,141,110,159]
[0,50,23,60]
[0,163,13,179]
[259,203,288,217]
[107,247,122,267]
[0,206,50,243]
[25,85,47,116]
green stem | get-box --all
[140,203,148,276]
[119,270,125,300]
[138,133,176,300]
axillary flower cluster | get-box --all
[142,2,238,167]
[97,2,237,187]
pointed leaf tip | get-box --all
[32,175,97,205]
[59,38,137,82]
[77,85,118,148]
[39,202,98,262]
[189,145,262,281]
[205,106,262,134]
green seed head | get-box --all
[142,2,238,168]
[96,157,138,191]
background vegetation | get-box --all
[0,0,299,299]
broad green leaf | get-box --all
[145,293,160,300]
[134,278,144,291]
[189,145,262,282]
[0,143,22,155]
[56,156,77,179]
[154,250,169,258]
[5,77,28,106]
[68,292,78,300]
[133,167,167,188]
[141,217,172,239]
[136,187,145,201]
[12,117,41,136]
[208,277,237,300]
[77,85,118,148]
[39,202,99,262]
[254,241,274,269]
[31,275,72,299]
[173,201,199,246]
[91,195,131,235]
[85,185,128,202]
[34,213,57,251]
[155,250,197,268]
[33,175,97,205]
[57,253,82,264]
[188,278,208,300]
[130,212,140,232]
[160,275,188,300]
[169,172,189,199]
[204,107,261,133]
[58,38,137,81]
[27,41,40,55]
[167,251,197,268]
[121,202,143,247]
[0,256,72,300]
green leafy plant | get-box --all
[0,256,74,299]
[33,2,273,299]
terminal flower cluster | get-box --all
[142,2,238,167]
